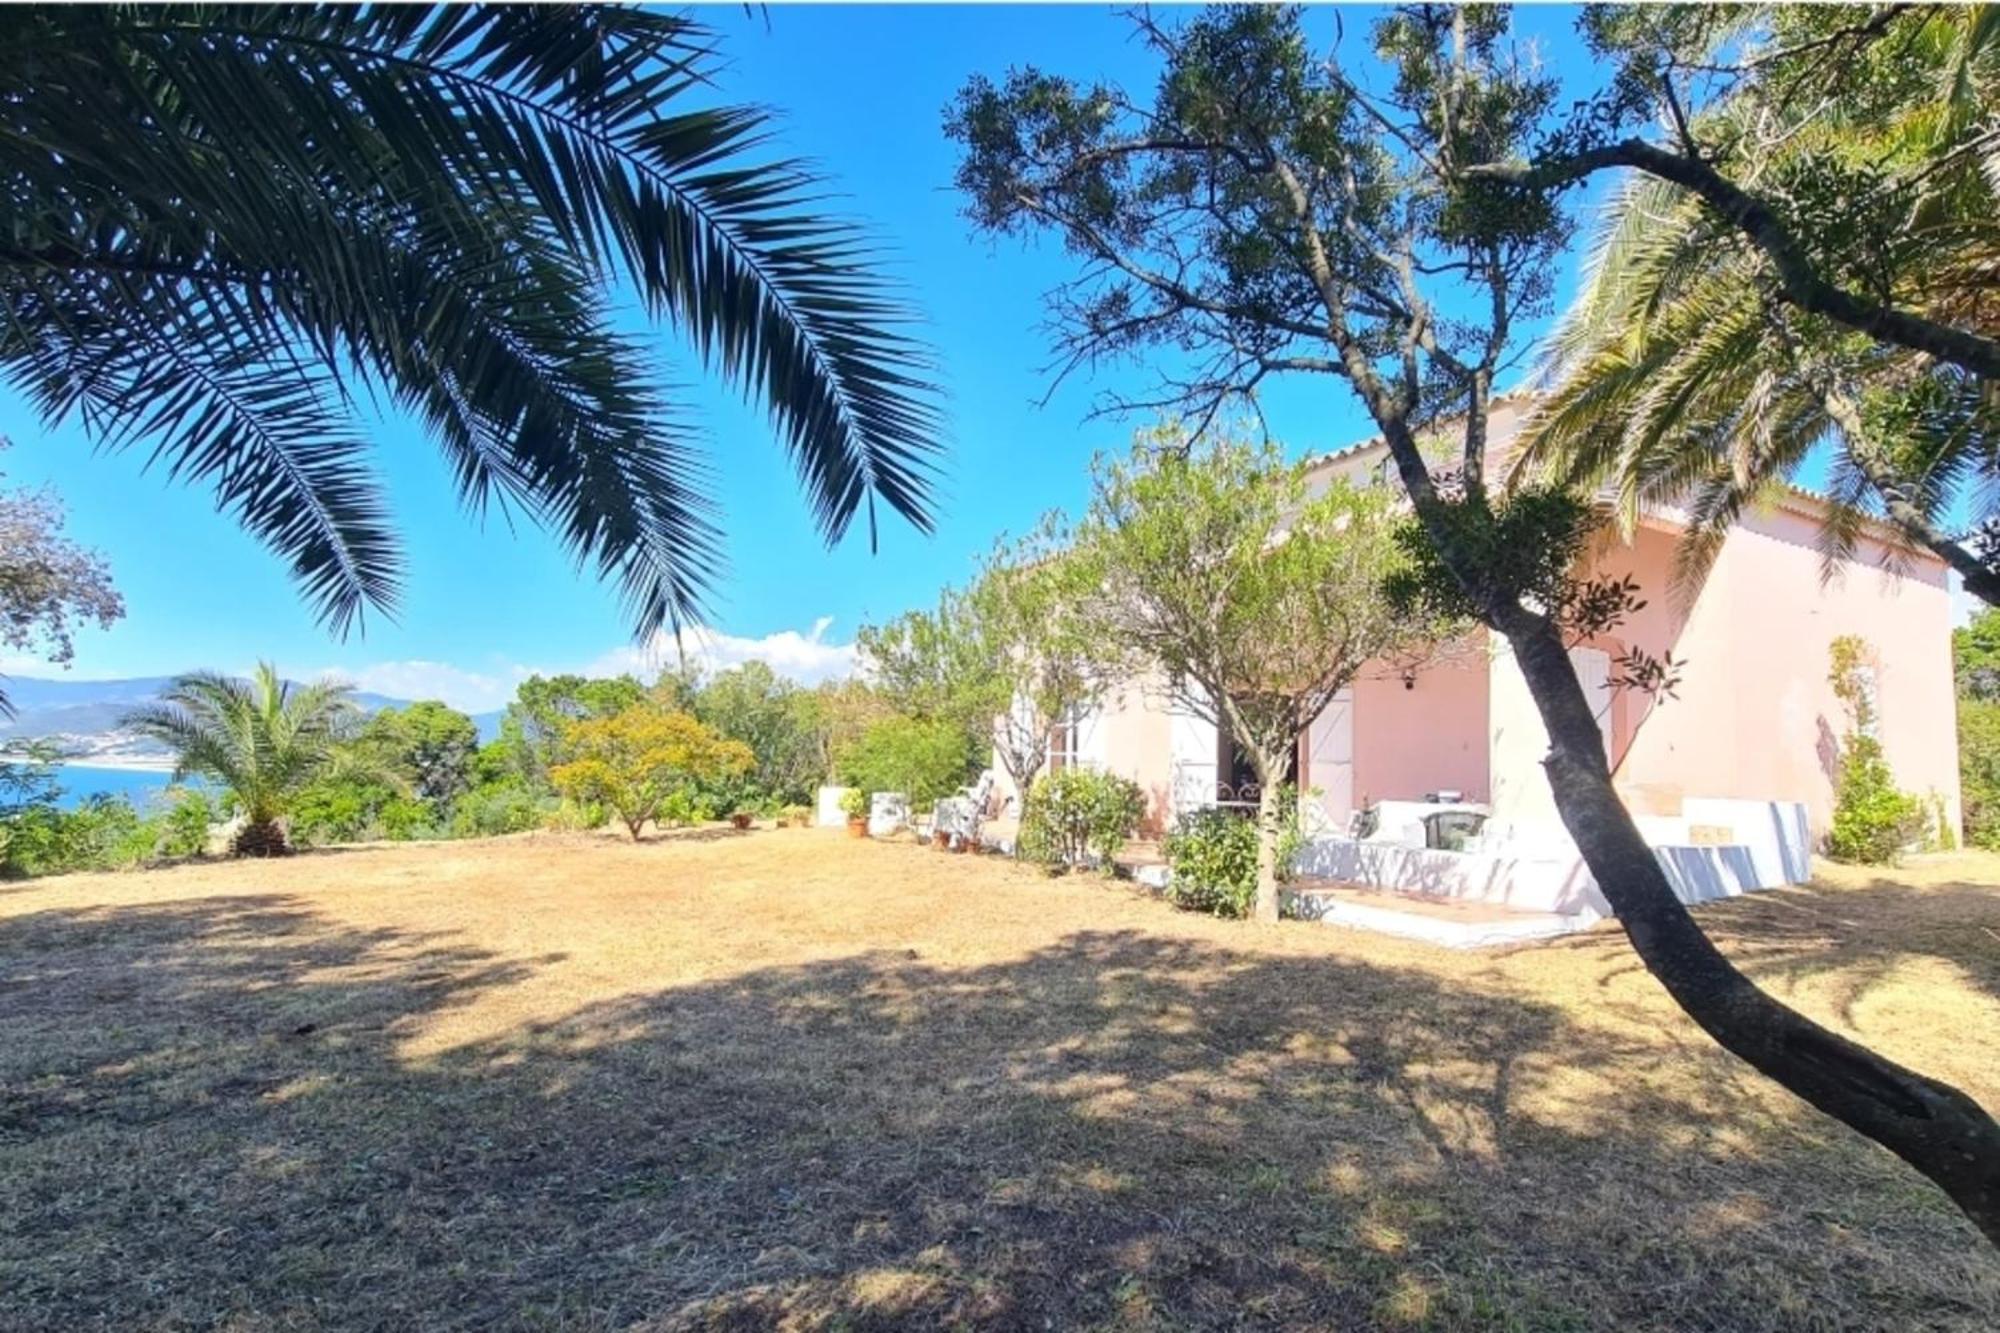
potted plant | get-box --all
[729,807,755,831]
[780,803,812,828]
[840,788,869,837]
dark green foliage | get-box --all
[1390,489,1684,698]
[1960,699,2000,852]
[290,772,401,847]
[1161,808,1259,919]
[157,788,216,859]
[2,6,939,637]
[448,785,546,840]
[504,674,647,783]
[291,771,444,846]
[1388,486,1598,625]
[839,717,976,809]
[656,788,721,829]
[1957,613,2000,849]
[0,751,213,876]
[361,702,479,807]
[1958,609,2000,703]
[687,662,826,809]
[1826,736,1925,865]
[1017,769,1144,869]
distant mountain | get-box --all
[0,674,503,762]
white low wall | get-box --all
[1294,798,1811,919]
[1293,839,1606,916]
[816,785,853,829]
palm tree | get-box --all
[0,7,940,637]
[1518,6,2000,602]
[125,663,363,855]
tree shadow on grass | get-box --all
[1543,872,2000,1026]
[0,900,1994,1331]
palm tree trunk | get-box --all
[232,817,289,857]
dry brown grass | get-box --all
[1,829,1997,1331]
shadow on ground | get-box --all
[1538,871,2000,1025]
[0,891,1993,1331]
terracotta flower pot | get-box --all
[846,817,867,838]
[730,812,753,830]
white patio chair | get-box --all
[935,770,997,848]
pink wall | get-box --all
[1607,502,1960,835]
[990,674,1179,834]
[1351,649,1491,807]
[1093,678,1178,832]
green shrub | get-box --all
[449,784,545,838]
[0,793,154,876]
[1017,768,1144,868]
[1162,808,1259,918]
[839,717,975,808]
[543,796,608,832]
[1826,736,1924,864]
[1962,698,2000,851]
[780,803,813,825]
[656,787,719,828]
[1270,784,1312,883]
[290,775,392,846]
[158,788,216,858]
[839,787,868,820]
[84,797,156,868]
[378,796,437,841]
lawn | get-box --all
[1,830,1997,1331]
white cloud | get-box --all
[0,653,128,680]
[587,616,858,685]
[308,616,860,713]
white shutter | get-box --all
[1305,689,1354,830]
[1569,647,1615,761]
[1168,688,1219,820]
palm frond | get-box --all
[0,5,941,637]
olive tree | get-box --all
[861,519,1114,800]
[856,589,996,749]
[970,516,1116,798]
[1073,426,1444,923]
[949,4,2000,1241]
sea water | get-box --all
[52,766,195,810]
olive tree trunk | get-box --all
[1493,601,2000,1245]
[1251,753,1287,925]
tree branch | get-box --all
[1465,138,2000,379]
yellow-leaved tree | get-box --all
[549,706,752,841]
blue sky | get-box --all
[2,5,1625,711]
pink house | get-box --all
[997,397,1961,925]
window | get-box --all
[1047,706,1082,773]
